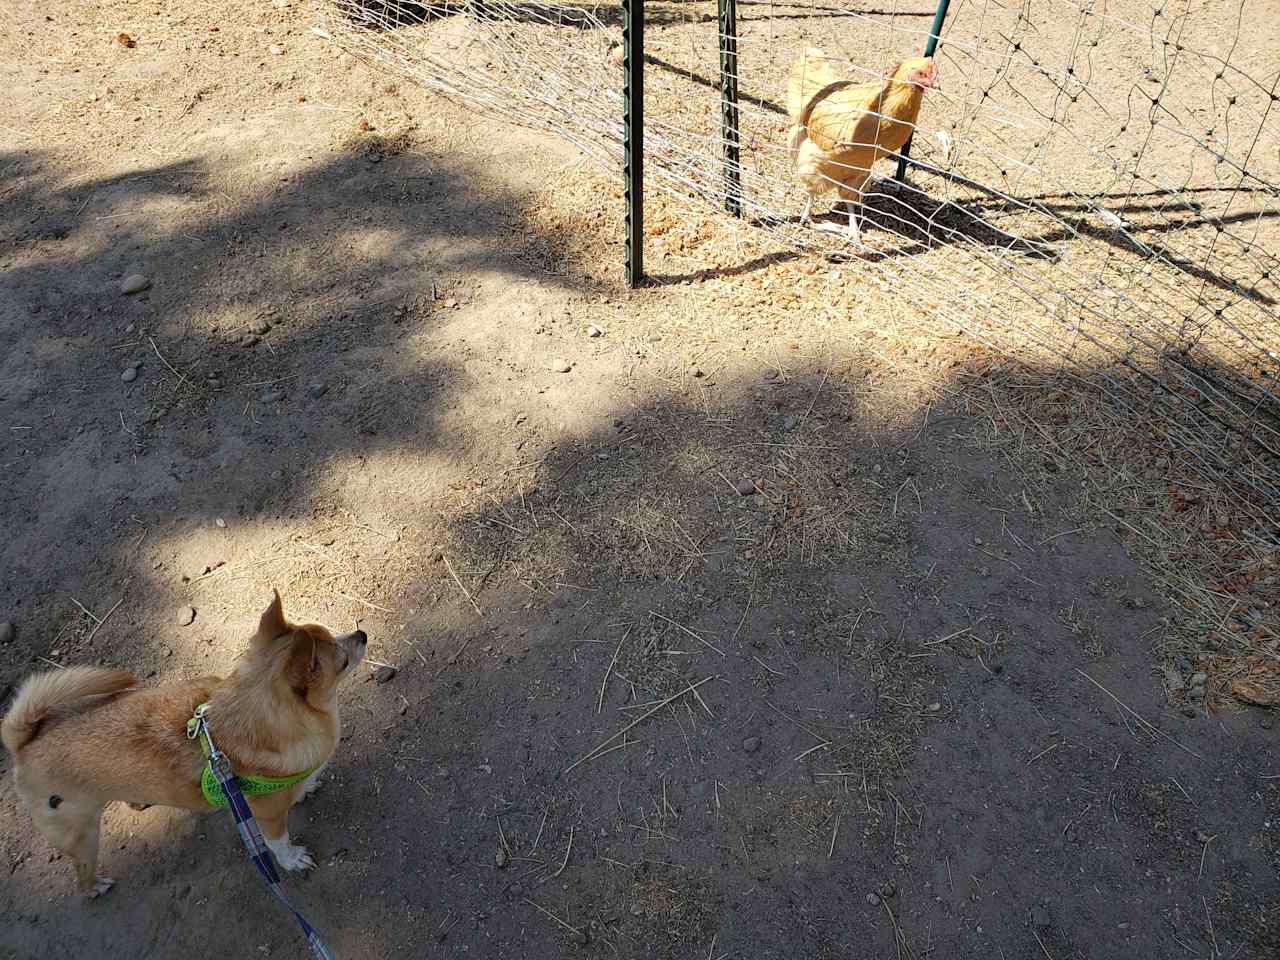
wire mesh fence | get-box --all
[318,0,1280,526]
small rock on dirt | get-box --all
[240,334,260,347]
[495,846,508,869]
[866,893,881,906]
[742,736,761,753]
[308,382,328,399]
[215,517,226,528]
[179,606,196,626]
[0,622,14,645]
[263,390,286,403]
[550,358,572,373]
[734,478,756,496]
[249,317,271,335]
[119,274,151,295]
[586,324,604,338]
[374,665,397,684]
[782,415,797,432]
[120,367,138,383]
[269,43,283,55]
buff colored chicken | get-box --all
[787,49,938,243]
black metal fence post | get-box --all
[894,0,951,181]
[718,0,742,217]
[623,0,645,287]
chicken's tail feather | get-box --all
[786,123,808,166]
[787,47,836,123]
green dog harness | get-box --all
[186,703,319,809]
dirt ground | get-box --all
[1,0,1277,957]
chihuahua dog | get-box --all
[1,591,365,896]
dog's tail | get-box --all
[1,667,135,755]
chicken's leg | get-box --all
[845,199,863,246]
[799,194,814,226]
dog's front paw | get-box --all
[270,840,316,872]
[87,875,116,898]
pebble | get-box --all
[119,274,151,295]
[241,334,260,347]
[782,415,797,431]
[308,382,328,399]
[734,478,756,496]
[269,43,283,55]
[263,390,286,403]
[270,470,284,480]
[550,358,572,373]
[215,517,226,528]
[0,622,14,645]
[179,606,196,626]
[1195,830,1211,843]
[587,324,604,338]
[495,846,508,869]
[250,317,271,335]
[689,365,704,379]
[866,893,881,906]
[926,702,942,712]
[742,736,761,753]
[374,665,397,684]
[121,367,138,382]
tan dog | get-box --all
[1,591,365,896]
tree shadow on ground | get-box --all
[2,286,1276,956]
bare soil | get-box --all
[1,0,1276,958]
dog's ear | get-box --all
[284,634,320,699]
[255,589,288,643]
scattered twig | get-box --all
[598,628,629,713]
[435,637,473,679]
[649,610,724,657]
[564,677,714,774]
[1075,669,1202,760]
[1031,927,1055,960]
[827,815,840,859]
[338,590,394,613]
[442,554,483,615]
[522,898,583,938]
[85,599,123,644]
[1202,895,1218,958]
[546,825,575,881]
[1026,742,1060,765]
[1198,834,1215,882]
[149,337,190,389]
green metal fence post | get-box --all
[894,0,951,181]
[718,0,742,217]
[623,0,645,286]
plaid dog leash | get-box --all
[188,704,335,960]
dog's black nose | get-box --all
[354,629,368,644]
